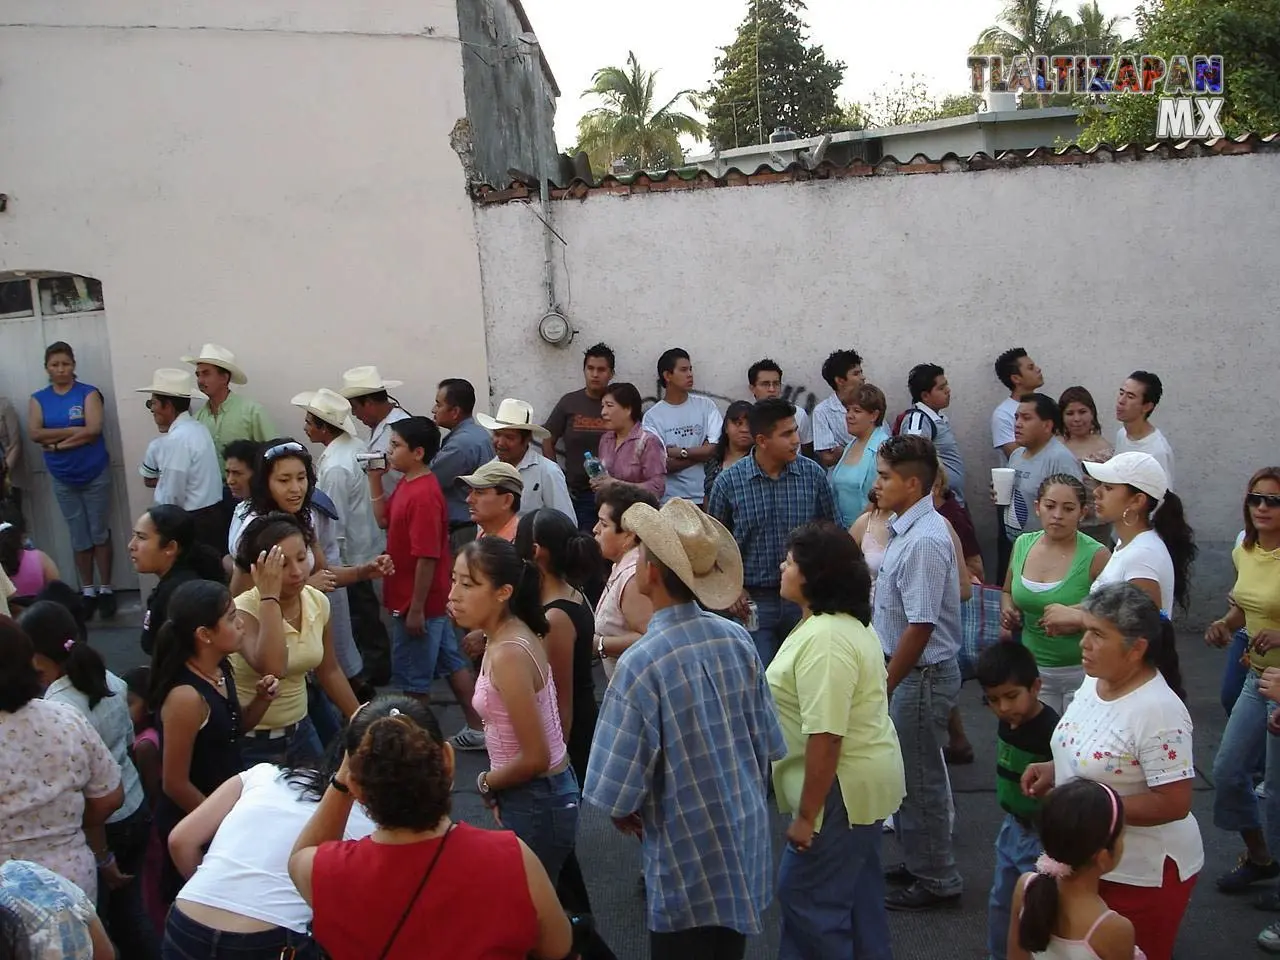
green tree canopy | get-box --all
[704,0,846,149]
[840,76,980,130]
[573,51,705,175]
[972,0,1076,58]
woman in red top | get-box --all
[288,695,573,960]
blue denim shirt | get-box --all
[429,417,495,524]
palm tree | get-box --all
[1066,1,1128,52]
[575,52,705,175]
[971,0,1074,58]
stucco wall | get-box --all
[476,153,1280,613]
[0,3,489,542]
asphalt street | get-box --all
[88,591,1265,959]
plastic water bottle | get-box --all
[584,451,606,480]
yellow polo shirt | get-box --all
[230,586,328,730]
[766,613,905,831]
[1235,544,1280,671]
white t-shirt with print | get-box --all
[990,397,1020,463]
[1052,673,1202,887]
[1090,529,1175,616]
[1114,426,1175,490]
[642,395,723,504]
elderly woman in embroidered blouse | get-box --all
[594,382,666,499]
[0,615,123,903]
[1021,583,1200,960]
[591,485,657,681]
[231,514,361,767]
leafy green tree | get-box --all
[840,76,980,129]
[972,0,1075,58]
[1065,0,1129,51]
[704,0,846,149]
[1076,0,1280,147]
[574,51,704,175]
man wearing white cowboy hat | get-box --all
[293,388,392,685]
[182,343,276,473]
[339,366,410,498]
[584,498,785,959]
[137,369,224,552]
[477,398,575,524]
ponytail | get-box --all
[513,560,551,636]
[1148,491,1196,611]
[148,580,232,710]
[1151,619,1186,702]
[514,508,604,590]
[20,601,112,709]
[459,537,550,637]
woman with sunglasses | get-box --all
[1205,469,1280,921]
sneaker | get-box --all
[96,590,118,620]
[1218,854,1280,893]
[1259,782,1270,800]
[449,726,487,751]
[1259,920,1280,953]
[80,593,98,621]
[884,882,961,912]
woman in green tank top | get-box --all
[999,474,1110,713]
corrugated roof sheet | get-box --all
[472,133,1279,205]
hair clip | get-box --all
[63,638,76,652]
[263,441,307,461]
[1034,854,1073,879]
[389,707,401,717]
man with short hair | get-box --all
[340,366,410,497]
[812,349,865,468]
[999,394,1082,545]
[1115,370,1174,488]
[431,378,495,551]
[295,387,391,686]
[137,368,223,553]
[585,498,785,960]
[458,460,523,542]
[643,348,722,505]
[747,358,813,458]
[871,434,965,911]
[900,363,968,506]
[990,347,1045,582]
[544,342,614,530]
[708,398,836,666]
[479,399,574,523]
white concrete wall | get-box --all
[0,2,489,545]
[476,153,1280,609]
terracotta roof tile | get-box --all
[472,133,1279,204]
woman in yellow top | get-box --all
[230,513,361,768]
[766,520,905,959]
[1207,467,1280,909]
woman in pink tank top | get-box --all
[448,537,581,881]
[0,516,59,606]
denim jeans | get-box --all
[306,681,341,757]
[52,470,113,552]
[777,784,892,960]
[239,714,324,770]
[987,814,1042,960]
[496,767,580,880]
[347,579,392,685]
[390,613,451,694]
[1212,672,1280,852]
[1222,628,1252,716]
[104,805,161,960]
[889,657,963,896]
[747,588,801,667]
[162,904,321,959]
[571,492,598,533]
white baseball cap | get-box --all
[1084,452,1168,503]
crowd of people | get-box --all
[0,335,1274,960]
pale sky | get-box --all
[520,0,1140,150]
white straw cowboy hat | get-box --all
[338,366,404,399]
[180,343,247,385]
[136,368,197,398]
[475,398,551,441]
[291,389,359,437]
[622,498,744,611]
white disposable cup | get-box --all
[991,467,1016,506]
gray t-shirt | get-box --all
[1003,437,1082,541]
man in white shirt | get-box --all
[477,398,575,522]
[812,349,865,468]
[295,387,390,687]
[747,358,813,459]
[643,348,723,504]
[136,369,223,552]
[990,347,1045,582]
[340,366,411,497]
[1114,370,1175,489]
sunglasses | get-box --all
[263,441,308,461]
[1247,493,1280,509]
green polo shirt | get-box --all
[194,391,276,473]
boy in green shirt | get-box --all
[976,641,1059,960]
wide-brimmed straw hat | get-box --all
[1084,451,1168,504]
[136,368,197,398]
[475,398,551,441]
[339,366,404,399]
[180,343,247,385]
[622,498,743,610]
[291,389,358,437]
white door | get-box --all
[0,273,138,591]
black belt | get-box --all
[243,722,299,741]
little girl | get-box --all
[1008,779,1145,960]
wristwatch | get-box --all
[596,634,609,661]
[477,771,492,796]
[679,447,689,459]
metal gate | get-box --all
[0,272,139,591]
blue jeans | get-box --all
[987,814,1042,960]
[1222,628,1252,716]
[571,492,598,533]
[162,904,320,959]
[1212,672,1280,852]
[496,767,580,880]
[889,657,963,897]
[777,784,892,960]
[306,681,341,755]
[390,613,451,693]
[52,470,113,552]
[238,715,323,770]
[747,588,801,667]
